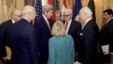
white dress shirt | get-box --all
[65,19,72,34]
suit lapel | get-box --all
[42,16,51,31]
[43,17,51,31]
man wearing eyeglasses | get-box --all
[0,9,21,64]
[63,9,81,61]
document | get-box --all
[101,44,109,55]
[74,61,82,64]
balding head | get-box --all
[11,9,22,22]
[22,5,36,22]
[79,7,92,24]
[79,7,92,17]
[63,9,72,15]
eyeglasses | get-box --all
[63,14,71,16]
[15,15,22,17]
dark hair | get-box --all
[103,9,113,15]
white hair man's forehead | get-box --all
[80,7,92,14]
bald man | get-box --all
[7,5,38,64]
[0,9,22,64]
[11,9,22,23]
[77,7,99,64]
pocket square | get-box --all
[80,33,83,36]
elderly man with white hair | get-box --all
[7,5,38,64]
[34,4,54,64]
[77,7,99,64]
[63,9,81,61]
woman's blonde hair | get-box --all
[51,20,66,36]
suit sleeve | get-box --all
[109,24,113,52]
[34,21,41,53]
[0,24,7,59]
[28,29,38,64]
[48,38,55,64]
[75,22,81,53]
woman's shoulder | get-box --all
[49,35,73,40]
[49,36,55,41]
[65,34,74,42]
[49,36,58,42]
[65,34,72,38]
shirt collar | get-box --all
[22,17,30,23]
[82,18,92,29]
[11,19,15,24]
[105,17,113,24]
[42,14,48,21]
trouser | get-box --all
[2,59,11,64]
[110,53,113,64]
[99,54,110,64]
[39,54,48,64]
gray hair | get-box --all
[42,4,54,13]
[80,7,92,17]
[22,5,35,17]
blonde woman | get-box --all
[48,20,75,64]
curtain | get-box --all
[95,0,113,29]
[24,0,35,6]
[0,0,24,60]
[0,0,24,23]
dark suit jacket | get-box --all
[8,19,38,64]
[99,19,113,52]
[0,20,13,59]
[78,19,99,64]
[67,20,81,52]
[34,16,51,60]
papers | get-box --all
[101,44,109,55]
[74,61,82,64]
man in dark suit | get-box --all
[99,9,113,64]
[34,4,54,64]
[0,9,21,64]
[63,9,81,61]
[77,7,99,64]
[7,5,38,64]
